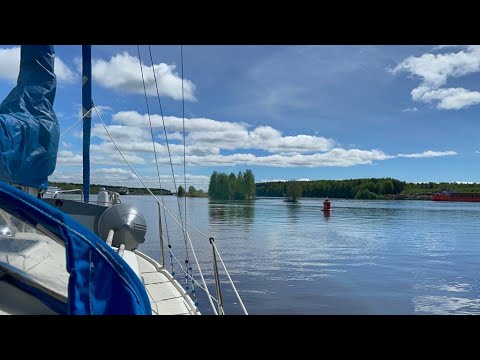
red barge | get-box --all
[432,190,480,202]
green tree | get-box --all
[188,186,197,196]
[208,171,218,199]
[244,169,256,199]
[228,172,238,199]
[235,171,246,199]
[285,181,303,202]
[177,185,185,197]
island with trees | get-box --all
[208,169,256,200]
[284,181,303,202]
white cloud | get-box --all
[397,150,457,158]
[55,108,459,188]
[164,131,185,141]
[92,52,196,101]
[432,45,468,51]
[92,105,112,116]
[61,141,71,148]
[55,57,76,84]
[74,104,112,121]
[95,168,130,175]
[56,149,146,166]
[402,107,418,112]
[91,123,150,143]
[179,148,393,167]
[0,47,21,81]
[392,45,480,110]
[113,111,245,133]
[393,46,480,88]
[57,150,83,164]
[412,87,480,110]
[107,153,145,165]
[112,111,335,153]
[90,130,220,156]
[0,47,76,84]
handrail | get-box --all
[52,189,84,202]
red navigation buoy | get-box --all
[322,198,331,213]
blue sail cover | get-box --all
[0,180,152,315]
[0,45,59,189]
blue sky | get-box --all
[0,45,479,191]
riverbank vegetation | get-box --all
[256,178,480,200]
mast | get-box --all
[82,45,92,203]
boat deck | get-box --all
[136,252,199,315]
[0,233,198,315]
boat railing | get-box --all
[52,189,84,202]
[155,200,248,315]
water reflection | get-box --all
[323,210,331,221]
[286,202,301,224]
[208,200,255,226]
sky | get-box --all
[0,45,479,191]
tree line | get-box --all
[177,185,208,197]
[208,169,256,200]
[256,178,480,199]
[256,178,405,199]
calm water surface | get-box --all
[125,196,480,315]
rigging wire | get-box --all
[60,108,92,137]
[146,45,191,288]
[179,44,196,303]
[136,45,174,274]
[181,45,187,233]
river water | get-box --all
[125,195,480,315]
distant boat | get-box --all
[117,187,129,195]
[432,190,480,202]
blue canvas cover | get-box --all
[0,45,59,190]
[0,180,152,315]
